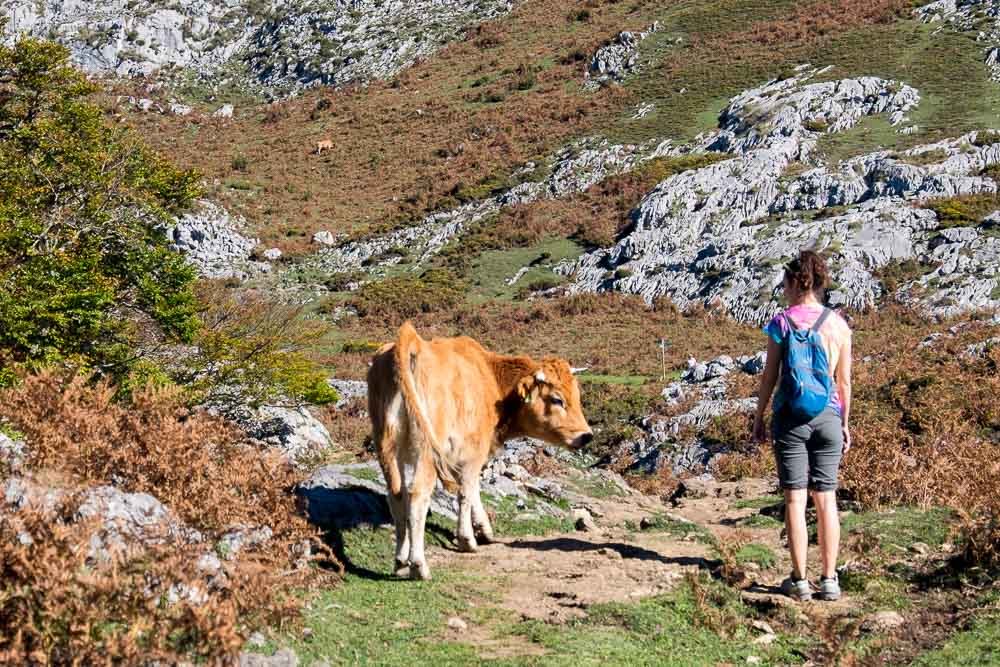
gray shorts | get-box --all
[772,406,844,492]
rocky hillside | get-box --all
[1,0,514,97]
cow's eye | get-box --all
[550,396,565,408]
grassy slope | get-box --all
[123,0,664,253]
[125,0,987,259]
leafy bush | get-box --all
[0,503,249,663]
[350,268,465,323]
[0,371,341,662]
[341,339,383,354]
[178,286,339,410]
[924,193,1000,228]
[895,147,950,166]
[971,131,1000,148]
[980,163,1000,183]
[0,36,201,382]
[231,154,250,172]
[875,258,939,294]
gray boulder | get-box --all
[0,432,26,470]
[296,462,458,527]
[4,478,199,560]
[167,201,269,280]
[584,23,658,90]
[238,404,334,465]
[327,378,368,409]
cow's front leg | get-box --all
[471,479,495,545]
[456,474,478,553]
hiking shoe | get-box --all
[780,575,813,601]
[817,575,841,601]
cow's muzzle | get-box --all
[570,431,594,449]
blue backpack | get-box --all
[776,308,833,423]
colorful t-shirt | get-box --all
[763,303,852,414]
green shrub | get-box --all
[896,148,949,166]
[924,193,1000,228]
[637,152,728,183]
[981,163,1000,182]
[971,130,1000,147]
[875,259,938,293]
[0,36,201,383]
[176,286,339,409]
[341,340,382,354]
[350,268,465,322]
[803,118,829,132]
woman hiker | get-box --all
[752,250,853,602]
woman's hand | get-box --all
[842,426,851,453]
[752,414,768,444]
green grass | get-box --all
[740,514,784,529]
[466,237,583,301]
[733,495,783,510]
[839,570,913,612]
[612,8,1000,154]
[734,543,777,569]
[840,506,955,554]
[815,114,899,164]
[342,465,382,483]
[627,514,717,546]
[512,574,807,666]
[607,0,803,143]
[266,525,494,665]
[810,19,1000,147]
[486,495,576,537]
[569,473,628,499]
[577,374,650,386]
[912,615,1000,666]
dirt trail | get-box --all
[431,474,854,625]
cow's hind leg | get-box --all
[387,488,410,577]
[406,454,436,580]
[456,470,478,553]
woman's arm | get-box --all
[752,337,783,443]
[836,334,853,452]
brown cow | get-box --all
[315,139,333,154]
[368,322,593,580]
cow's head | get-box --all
[513,358,593,449]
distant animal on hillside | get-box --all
[368,322,593,580]
[315,139,333,154]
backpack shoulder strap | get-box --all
[811,307,832,333]
[782,312,799,333]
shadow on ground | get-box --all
[506,536,721,571]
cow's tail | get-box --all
[395,322,459,491]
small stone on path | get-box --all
[862,610,905,633]
[447,616,468,631]
[573,508,597,532]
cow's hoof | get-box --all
[475,529,495,545]
[456,536,478,553]
[394,559,410,577]
[409,561,431,581]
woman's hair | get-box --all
[784,250,830,295]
